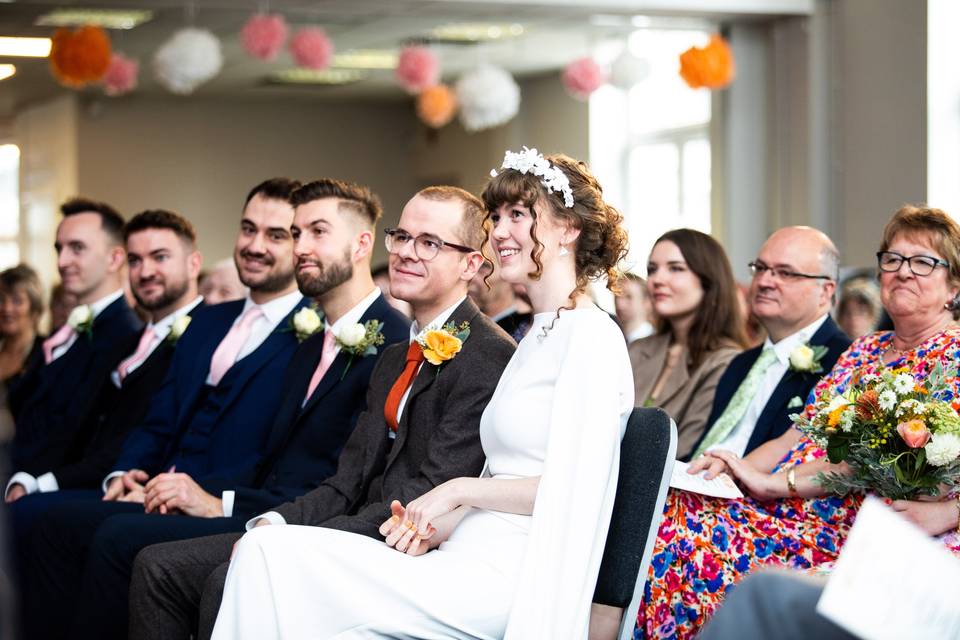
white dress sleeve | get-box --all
[504,314,634,639]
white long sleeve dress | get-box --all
[211,307,635,640]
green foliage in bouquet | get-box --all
[794,362,960,499]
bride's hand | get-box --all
[402,478,466,536]
[889,498,959,536]
[379,501,434,556]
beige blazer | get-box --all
[629,332,741,459]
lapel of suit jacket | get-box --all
[389,298,480,461]
[180,301,244,417]
[652,340,693,407]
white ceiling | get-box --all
[0,0,811,115]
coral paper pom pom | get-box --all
[416,84,457,128]
[101,53,138,96]
[289,27,334,70]
[240,13,289,61]
[50,25,112,88]
[679,35,735,89]
[396,46,439,94]
[561,57,606,100]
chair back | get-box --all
[592,407,677,640]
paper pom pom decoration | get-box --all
[679,34,735,90]
[289,27,334,70]
[153,28,223,95]
[240,13,288,61]
[101,53,138,96]
[609,51,650,90]
[49,26,112,88]
[416,84,457,128]
[455,64,520,132]
[396,46,439,94]
[561,57,606,100]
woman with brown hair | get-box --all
[0,264,45,422]
[630,228,747,458]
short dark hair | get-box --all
[290,179,383,226]
[244,178,302,207]
[60,197,125,244]
[124,209,197,246]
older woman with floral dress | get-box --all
[633,205,960,639]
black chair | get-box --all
[593,407,677,640]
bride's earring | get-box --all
[558,245,569,257]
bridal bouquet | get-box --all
[795,362,960,499]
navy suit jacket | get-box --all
[686,316,851,460]
[112,297,308,484]
[12,296,143,473]
[202,295,410,519]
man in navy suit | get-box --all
[20,178,309,639]
[687,227,851,468]
[6,209,204,537]
[10,198,143,476]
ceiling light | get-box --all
[35,8,154,30]
[431,23,525,42]
[268,68,368,85]
[0,64,14,81]
[331,50,397,70]
[0,37,51,57]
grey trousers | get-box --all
[128,532,241,640]
[698,571,858,640]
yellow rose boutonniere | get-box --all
[418,321,470,367]
[166,315,192,345]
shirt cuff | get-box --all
[221,490,235,518]
[103,470,126,494]
[6,472,38,497]
[36,472,59,493]
[245,511,286,531]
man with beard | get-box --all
[20,178,310,640]
[6,210,203,537]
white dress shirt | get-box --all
[220,288,382,518]
[709,314,829,457]
[247,296,466,530]
[48,289,125,363]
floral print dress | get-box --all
[635,328,960,639]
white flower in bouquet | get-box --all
[879,389,898,412]
[67,304,93,330]
[789,344,816,371]
[924,432,960,467]
[893,372,916,395]
[821,392,853,417]
[896,398,923,418]
[338,323,367,347]
[293,307,322,336]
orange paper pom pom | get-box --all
[416,84,457,129]
[679,35,735,90]
[50,25,112,88]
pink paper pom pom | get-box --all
[562,57,607,100]
[289,27,334,70]
[240,13,288,61]
[101,52,138,96]
[395,46,439,94]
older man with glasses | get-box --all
[686,226,852,467]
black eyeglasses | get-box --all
[876,251,949,276]
[384,228,476,262]
[748,261,832,282]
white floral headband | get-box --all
[489,146,575,208]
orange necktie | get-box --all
[383,341,425,432]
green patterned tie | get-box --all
[691,348,778,458]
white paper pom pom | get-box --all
[609,51,650,90]
[455,64,520,132]
[153,28,223,95]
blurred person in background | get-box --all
[198,258,245,305]
[0,265,44,428]
[468,259,531,342]
[614,272,655,343]
[371,263,412,318]
[47,283,76,335]
[836,277,883,338]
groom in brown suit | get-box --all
[129,186,515,640]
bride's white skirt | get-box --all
[211,510,529,640]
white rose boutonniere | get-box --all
[67,304,94,338]
[788,342,828,374]
[289,306,323,342]
[166,315,192,345]
[336,320,386,379]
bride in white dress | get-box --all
[211,149,635,640]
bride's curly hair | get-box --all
[481,153,629,331]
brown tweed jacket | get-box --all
[274,297,516,536]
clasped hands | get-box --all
[103,467,223,517]
[378,479,463,557]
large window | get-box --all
[590,29,712,272]
[0,144,19,269]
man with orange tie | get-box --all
[128,185,516,640]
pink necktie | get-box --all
[43,323,77,364]
[208,307,263,386]
[116,327,158,382]
[303,329,337,403]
